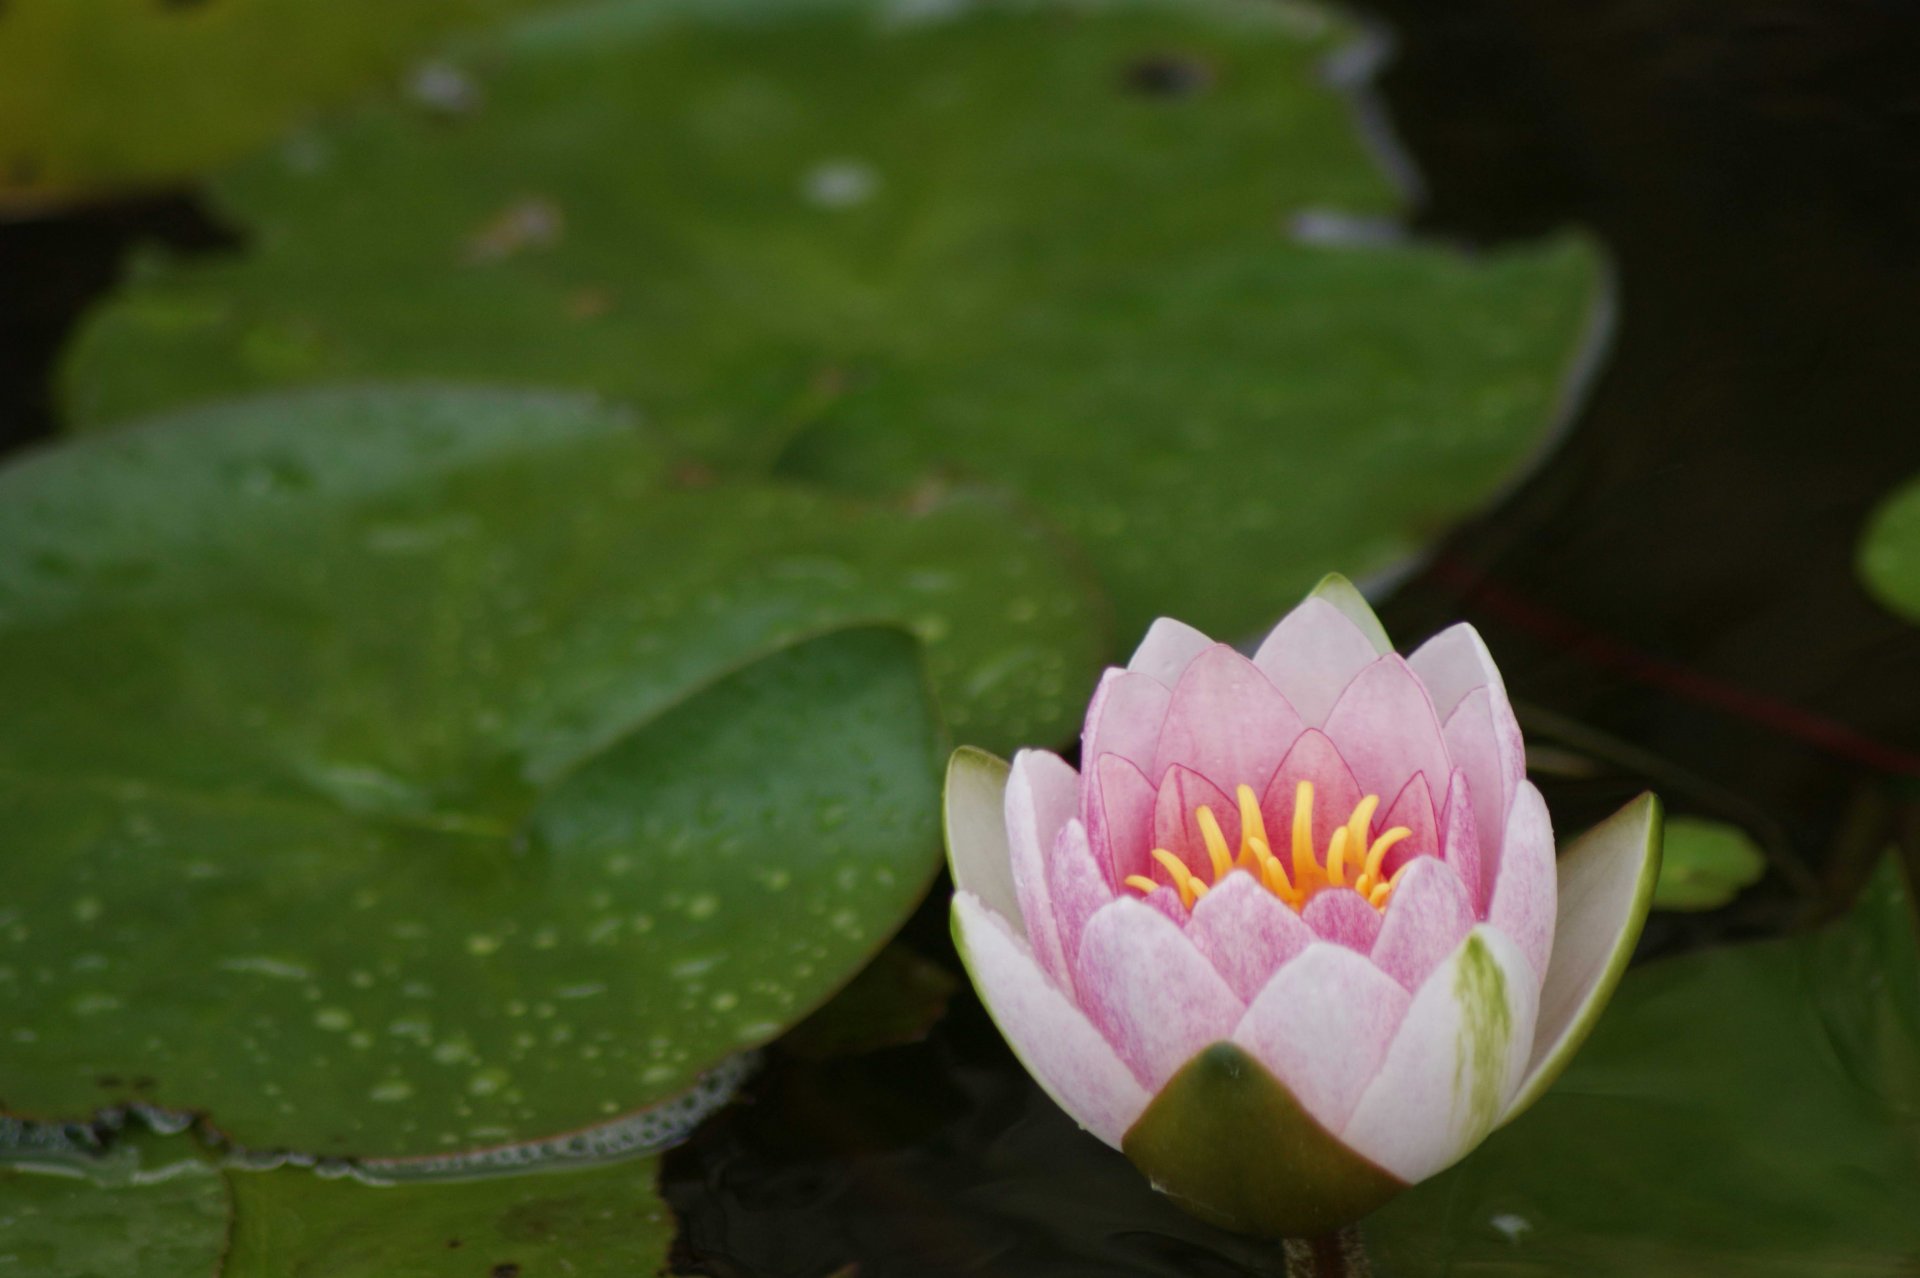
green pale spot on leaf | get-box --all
[1860,473,1920,622]
[1653,816,1766,911]
[1368,855,1920,1274]
[0,0,562,209]
[222,1159,671,1277]
[63,0,1600,641]
[0,386,1103,1157]
[1122,1043,1406,1239]
[1452,934,1512,1137]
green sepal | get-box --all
[1122,1043,1406,1238]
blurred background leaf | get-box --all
[1860,472,1920,624]
[1651,816,1767,911]
[60,0,1601,643]
[0,0,562,211]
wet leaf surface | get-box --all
[781,943,958,1061]
[0,385,1105,1157]
[62,0,1599,641]
[0,0,556,209]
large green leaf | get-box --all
[61,0,1600,639]
[0,0,557,210]
[222,1158,672,1277]
[1365,859,1920,1275]
[0,386,1105,1158]
[0,1131,230,1278]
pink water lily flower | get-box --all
[946,576,1662,1236]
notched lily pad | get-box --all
[1122,1043,1405,1239]
[63,0,1601,640]
[0,385,1106,1157]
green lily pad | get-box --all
[0,385,1106,1158]
[1365,858,1920,1275]
[1651,816,1765,912]
[0,0,557,210]
[61,0,1600,640]
[0,1132,230,1278]
[222,1158,672,1277]
[1860,473,1920,623]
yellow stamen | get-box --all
[1119,783,1420,917]
[1290,780,1318,891]
[1195,805,1234,883]
[1343,795,1380,872]
[1235,785,1268,872]
[1356,826,1413,895]
[1326,827,1350,887]
[1151,848,1203,909]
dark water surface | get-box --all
[4,0,1919,1273]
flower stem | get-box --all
[1282,1225,1370,1278]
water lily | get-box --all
[945,575,1662,1237]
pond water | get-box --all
[2,0,1917,1274]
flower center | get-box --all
[1122,780,1413,914]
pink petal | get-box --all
[1081,668,1170,773]
[1138,884,1188,924]
[1442,686,1526,867]
[1152,765,1238,885]
[1074,898,1246,1089]
[1087,753,1157,884]
[1488,781,1556,978]
[953,892,1151,1148]
[1252,597,1382,726]
[1322,657,1452,812]
[1259,729,1365,856]
[1370,857,1476,990]
[1233,943,1412,1131]
[1301,888,1382,952]
[1406,622,1506,721]
[1006,749,1081,992]
[1153,646,1306,797]
[1127,617,1216,689]
[1340,925,1540,1182]
[1438,768,1486,916]
[1185,872,1314,1001]
[1048,818,1115,970]
[1378,772,1441,879]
